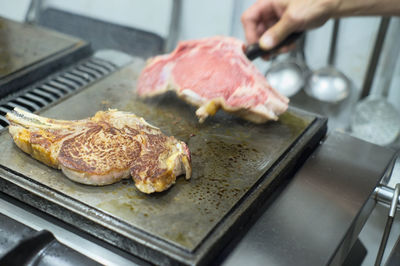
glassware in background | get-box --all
[351,17,400,146]
[304,19,351,103]
[265,34,309,97]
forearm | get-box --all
[242,0,400,50]
[334,0,400,17]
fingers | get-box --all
[261,42,296,60]
[241,1,265,44]
[259,12,298,50]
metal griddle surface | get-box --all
[0,17,81,79]
[0,58,315,252]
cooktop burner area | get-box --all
[0,18,78,78]
[0,17,91,99]
[0,213,99,266]
[0,54,118,130]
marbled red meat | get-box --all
[137,36,289,123]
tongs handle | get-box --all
[375,183,400,266]
[245,32,303,60]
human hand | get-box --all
[241,0,338,50]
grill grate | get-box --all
[0,58,117,130]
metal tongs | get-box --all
[375,183,400,266]
[245,32,303,60]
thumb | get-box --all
[259,15,297,50]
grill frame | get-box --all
[0,53,329,265]
[0,115,328,265]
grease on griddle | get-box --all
[186,139,259,218]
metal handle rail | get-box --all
[359,17,391,100]
[374,185,400,207]
[373,184,400,266]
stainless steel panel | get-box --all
[222,132,396,266]
[0,17,81,79]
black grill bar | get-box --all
[55,76,82,90]
[25,92,52,104]
[87,59,115,72]
[0,106,13,114]
[0,56,117,130]
[16,96,44,109]
[38,85,65,98]
[84,62,110,75]
[47,80,75,93]
[10,100,38,112]
[19,95,46,108]
[63,72,89,85]
[0,108,7,116]
[77,65,102,79]
[44,82,70,94]
[0,106,14,129]
[0,116,9,128]
[31,89,57,102]
[91,57,117,68]
[70,69,94,83]
[5,103,31,112]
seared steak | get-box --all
[137,36,289,123]
[6,108,191,194]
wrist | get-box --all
[333,0,397,17]
[332,0,368,16]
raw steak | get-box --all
[6,108,191,194]
[137,36,289,123]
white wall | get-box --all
[179,0,234,40]
[1,0,399,113]
[0,0,30,21]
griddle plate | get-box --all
[0,17,81,79]
[0,59,315,253]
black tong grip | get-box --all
[245,32,303,60]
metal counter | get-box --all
[221,132,396,266]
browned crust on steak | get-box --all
[58,123,142,175]
[130,133,169,180]
[6,108,192,193]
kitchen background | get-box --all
[1,1,400,265]
[1,0,400,115]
